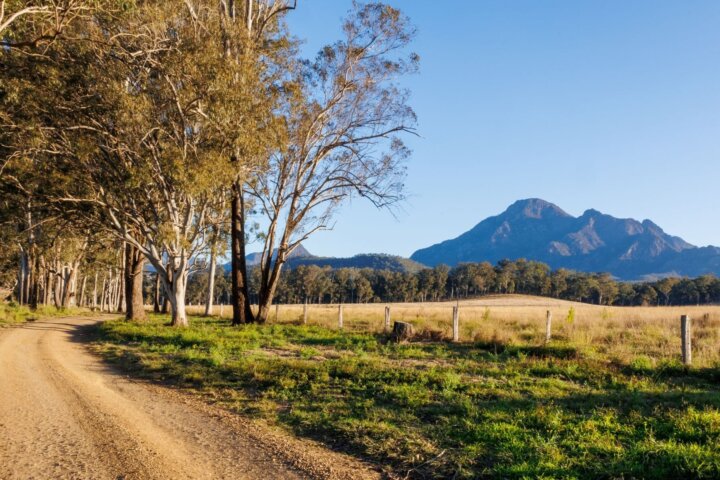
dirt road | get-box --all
[0,316,380,480]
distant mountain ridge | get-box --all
[230,245,425,273]
[287,253,426,273]
[244,244,313,266]
[410,199,720,280]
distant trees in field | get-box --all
[178,259,720,307]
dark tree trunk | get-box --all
[53,272,62,308]
[44,269,52,306]
[18,251,28,305]
[161,263,172,314]
[124,243,146,321]
[230,183,254,325]
[153,272,161,313]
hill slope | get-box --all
[411,198,719,280]
[234,246,425,273]
[244,245,313,267]
[287,253,426,273]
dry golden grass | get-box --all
[187,294,720,367]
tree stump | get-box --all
[391,321,415,343]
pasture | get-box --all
[190,295,720,367]
[86,295,720,478]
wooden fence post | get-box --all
[338,304,344,330]
[303,299,308,325]
[452,306,460,342]
[681,315,692,365]
[384,306,391,331]
[545,310,552,344]
[275,303,279,323]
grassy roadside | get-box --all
[0,303,91,326]
[92,314,720,479]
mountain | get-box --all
[245,244,313,266]
[287,253,426,273]
[232,246,425,273]
[410,198,720,280]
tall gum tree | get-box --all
[210,0,297,325]
[239,2,418,322]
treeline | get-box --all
[179,259,720,307]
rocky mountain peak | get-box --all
[410,199,714,280]
[505,198,571,220]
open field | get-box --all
[86,295,720,478]
[189,295,720,368]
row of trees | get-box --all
[1,0,417,326]
[178,259,720,307]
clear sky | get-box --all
[282,1,720,258]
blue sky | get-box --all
[282,1,720,258]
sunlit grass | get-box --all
[190,295,720,367]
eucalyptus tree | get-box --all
[210,0,297,326]
[201,209,230,316]
[239,2,418,322]
[14,1,274,325]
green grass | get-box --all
[0,303,35,324]
[0,302,91,325]
[92,314,720,479]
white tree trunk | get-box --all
[93,272,98,309]
[118,243,126,312]
[100,274,107,312]
[68,265,78,307]
[168,273,188,327]
[78,275,87,307]
[151,254,190,327]
[204,250,216,316]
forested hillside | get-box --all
[241,247,426,273]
